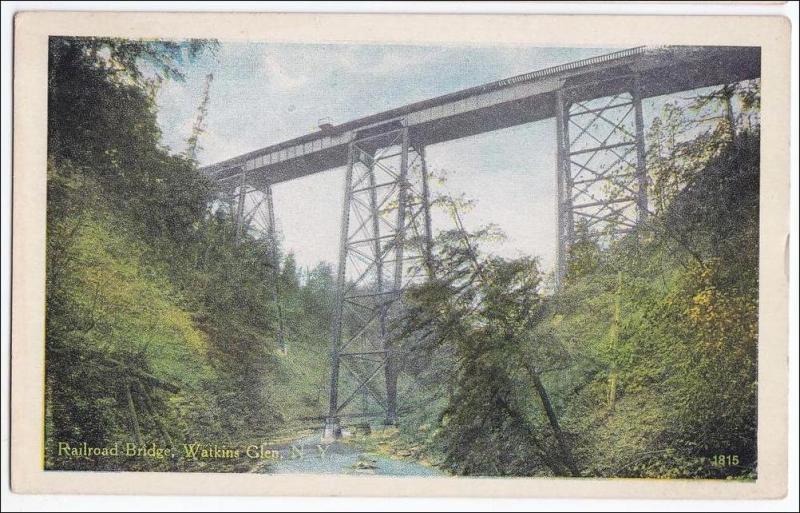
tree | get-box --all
[45,36,295,468]
[565,219,602,283]
[403,200,579,476]
[183,72,214,163]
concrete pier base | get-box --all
[322,417,341,441]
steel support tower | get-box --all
[554,76,649,288]
[218,173,287,353]
[324,124,432,437]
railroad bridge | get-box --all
[200,45,760,437]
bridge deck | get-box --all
[200,46,760,187]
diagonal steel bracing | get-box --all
[325,125,433,438]
[555,77,649,289]
[217,173,287,354]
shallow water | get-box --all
[262,432,442,476]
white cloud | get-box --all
[333,46,444,75]
[376,48,442,73]
[261,53,309,91]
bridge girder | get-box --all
[201,46,759,186]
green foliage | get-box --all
[402,216,579,476]
[45,37,760,479]
[45,37,333,470]
[45,204,226,470]
[565,220,602,281]
[48,37,215,249]
[399,86,760,479]
[551,130,760,479]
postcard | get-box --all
[10,11,791,498]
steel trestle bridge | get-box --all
[200,45,760,437]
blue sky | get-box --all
[154,43,654,276]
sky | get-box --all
[154,42,673,276]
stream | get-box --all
[258,430,442,476]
